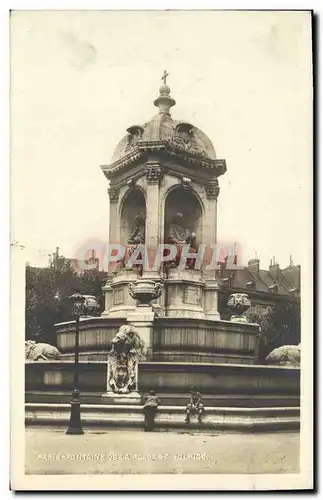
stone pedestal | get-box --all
[127,307,155,360]
[104,269,138,318]
[165,268,205,319]
[101,279,113,316]
[204,279,221,320]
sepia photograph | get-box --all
[10,9,313,491]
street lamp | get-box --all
[66,292,86,435]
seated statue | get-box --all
[167,212,197,268]
[128,215,145,245]
[25,340,61,361]
[116,215,145,274]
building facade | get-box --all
[217,257,301,321]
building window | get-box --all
[247,304,270,317]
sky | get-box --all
[10,10,312,270]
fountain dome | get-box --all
[111,81,217,165]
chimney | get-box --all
[282,263,301,291]
[269,256,280,279]
[248,258,260,275]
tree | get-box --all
[248,300,300,361]
[25,259,108,345]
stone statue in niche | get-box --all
[167,212,197,269]
[123,214,145,274]
[128,214,145,244]
[107,325,145,394]
[112,215,145,276]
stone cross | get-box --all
[162,70,169,84]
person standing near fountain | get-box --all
[142,390,161,432]
[185,386,204,424]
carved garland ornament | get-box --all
[168,131,207,157]
[181,176,192,190]
[108,187,119,202]
[146,166,162,184]
[205,179,220,200]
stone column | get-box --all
[143,162,162,279]
[102,187,120,316]
[102,278,113,316]
[204,179,219,255]
[203,179,221,320]
[108,186,119,244]
[204,281,221,320]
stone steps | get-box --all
[25,403,300,432]
[25,391,300,408]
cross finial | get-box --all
[154,71,175,114]
[162,70,169,85]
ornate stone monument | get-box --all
[128,279,164,307]
[101,72,227,331]
[41,75,298,431]
[102,325,145,401]
[55,74,261,367]
[227,293,251,323]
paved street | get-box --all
[25,428,300,475]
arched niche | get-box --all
[119,188,146,245]
[164,187,203,244]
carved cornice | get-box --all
[107,186,119,203]
[101,142,227,181]
[205,179,220,200]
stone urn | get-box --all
[128,279,164,307]
[227,293,251,323]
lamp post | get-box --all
[66,292,86,435]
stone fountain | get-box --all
[25,78,300,431]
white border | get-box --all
[4,3,317,495]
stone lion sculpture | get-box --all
[108,324,146,360]
[265,343,301,366]
[25,340,61,361]
[107,325,145,394]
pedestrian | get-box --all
[185,386,204,424]
[142,390,161,432]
